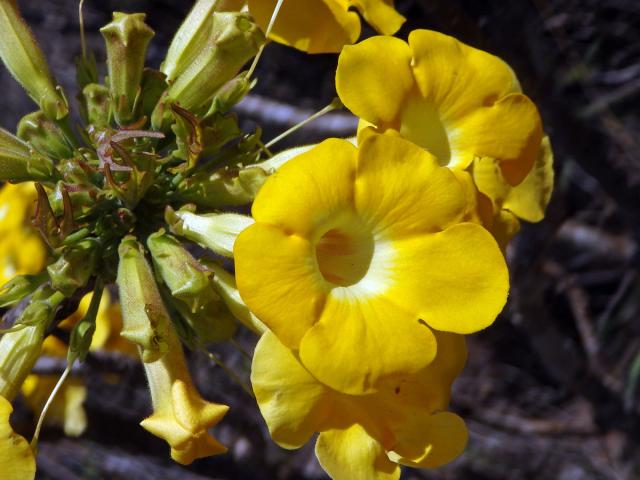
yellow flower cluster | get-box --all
[233,27,552,480]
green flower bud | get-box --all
[164,12,264,113]
[0,272,48,309]
[161,0,220,82]
[0,286,65,400]
[17,111,74,160]
[0,0,68,119]
[170,295,237,344]
[176,165,268,208]
[0,127,56,182]
[166,207,253,258]
[100,12,155,125]
[117,236,170,363]
[147,229,216,312]
[80,83,111,127]
[47,239,99,296]
[205,261,266,334]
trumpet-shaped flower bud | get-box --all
[165,12,264,113]
[116,236,171,363]
[47,239,99,297]
[166,207,253,258]
[0,396,35,480]
[147,230,217,313]
[0,128,56,182]
[0,287,65,400]
[17,111,74,160]
[100,12,155,125]
[0,272,47,308]
[139,320,228,464]
[0,0,68,119]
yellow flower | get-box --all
[0,395,35,480]
[0,182,46,285]
[235,134,508,394]
[247,0,405,53]
[140,320,228,465]
[252,330,468,479]
[336,30,550,228]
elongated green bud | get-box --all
[176,166,268,208]
[165,12,264,112]
[47,239,99,296]
[101,12,155,125]
[117,236,170,363]
[206,261,266,334]
[0,127,56,182]
[166,207,253,257]
[147,230,216,312]
[0,272,48,308]
[0,286,65,400]
[170,295,237,344]
[162,0,219,82]
[17,111,74,159]
[0,0,68,119]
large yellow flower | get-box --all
[0,183,46,286]
[247,0,405,53]
[336,30,549,227]
[235,134,508,394]
[252,330,468,479]
[0,395,35,480]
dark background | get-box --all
[2,0,639,479]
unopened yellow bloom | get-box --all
[336,30,550,231]
[0,395,35,480]
[247,0,405,53]
[0,183,46,285]
[252,330,468,479]
[235,134,508,394]
[140,321,228,464]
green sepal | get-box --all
[79,83,111,127]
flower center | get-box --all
[315,226,374,287]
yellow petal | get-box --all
[502,136,554,222]
[390,223,509,334]
[355,133,466,237]
[408,29,520,121]
[248,0,360,53]
[0,396,35,480]
[251,138,357,239]
[337,36,414,126]
[300,293,437,394]
[251,331,332,448]
[235,223,328,348]
[451,93,542,179]
[316,425,401,480]
[349,0,405,35]
[389,411,468,468]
